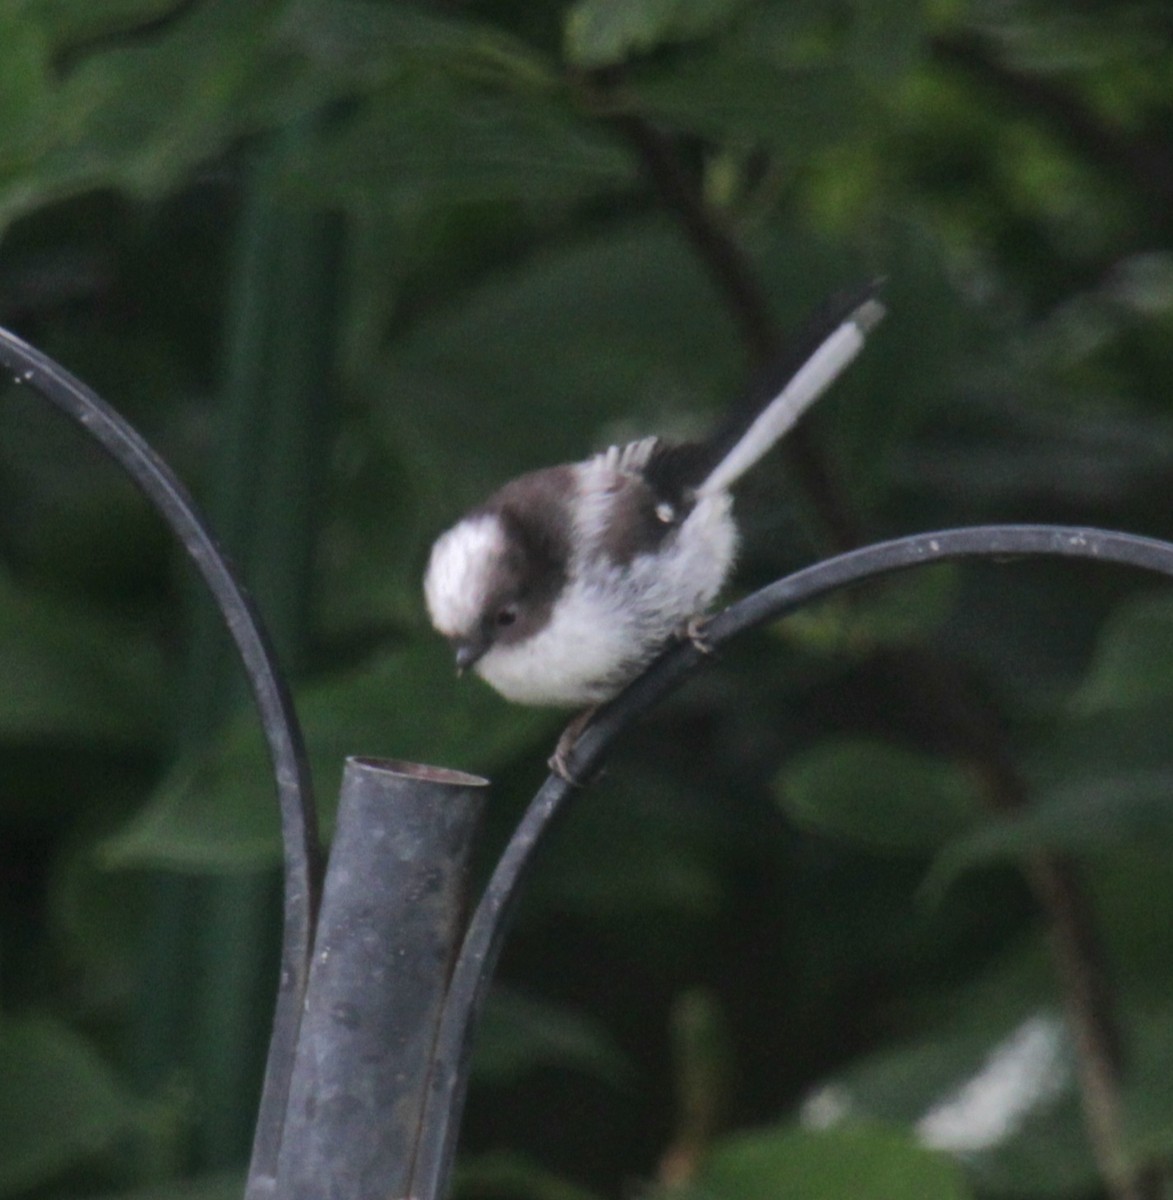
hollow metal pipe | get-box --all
[273,757,487,1200]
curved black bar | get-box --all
[410,523,1173,1200]
[0,326,322,1189]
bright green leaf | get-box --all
[661,1124,970,1200]
[778,737,984,852]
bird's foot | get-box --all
[679,615,716,655]
[548,706,602,786]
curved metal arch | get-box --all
[0,326,321,1187]
[410,522,1173,1199]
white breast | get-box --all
[475,485,737,707]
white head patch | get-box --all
[423,513,507,637]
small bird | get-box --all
[424,283,885,775]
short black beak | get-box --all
[453,638,487,675]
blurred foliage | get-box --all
[1,0,1172,1197]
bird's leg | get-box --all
[549,706,599,785]
[549,619,716,784]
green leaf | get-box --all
[0,572,164,745]
[474,988,632,1088]
[777,738,984,852]
[292,80,633,212]
[661,1125,970,1200]
[20,0,185,47]
[1107,251,1173,318]
[0,11,52,168]
[927,769,1173,897]
[80,1174,245,1200]
[456,1152,605,1200]
[926,679,1173,894]
[380,220,748,510]
[56,2,289,191]
[564,0,750,68]
[1037,854,1173,1166]
[0,1,318,223]
[629,58,865,160]
[1072,589,1173,714]
[986,7,1161,74]
[1121,1005,1173,1164]
[101,642,554,870]
[379,218,874,527]
[1085,849,1173,1003]
[1030,707,1173,791]
[282,0,551,85]
[0,1017,145,1196]
[843,0,927,83]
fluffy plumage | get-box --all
[424,283,885,709]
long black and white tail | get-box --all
[697,283,884,495]
[640,281,885,504]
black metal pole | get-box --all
[0,326,322,1193]
[410,523,1173,1200]
[273,757,487,1200]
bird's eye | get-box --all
[496,606,518,627]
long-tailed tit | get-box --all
[424,283,885,775]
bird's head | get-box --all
[423,510,564,674]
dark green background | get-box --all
[2,1,1172,1197]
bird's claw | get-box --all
[680,615,716,655]
[548,746,585,786]
[549,707,603,787]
